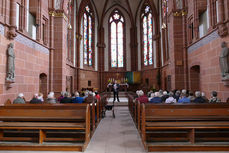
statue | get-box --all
[6,43,15,82]
[219,42,229,80]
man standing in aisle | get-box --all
[113,80,120,102]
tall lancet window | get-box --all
[142,5,153,66]
[83,5,94,66]
[109,10,125,68]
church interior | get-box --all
[0,0,229,152]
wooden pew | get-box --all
[140,103,229,152]
[0,103,91,151]
[5,100,97,137]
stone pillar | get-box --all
[97,27,105,91]
[217,0,228,37]
[52,10,68,94]
[167,1,186,90]
[48,10,55,92]
[130,27,138,71]
[24,0,28,32]
[36,0,41,41]
[8,0,17,39]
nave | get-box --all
[0,105,229,153]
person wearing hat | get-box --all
[13,93,25,104]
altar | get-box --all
[107,83,129,92]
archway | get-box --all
[39,73,47,99]
[190,65,200,92]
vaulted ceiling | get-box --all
[88,0,159,26]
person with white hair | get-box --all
[30,93,42,104]
[165,92,177,104]
[161,91,169,102]
[149,92,155,101]
[201,92,209,102]
[60,92,72,103]
[149,92,162,103]
[57,91,65,102]
[72,91,84,103]
[47,92,56,104]
[13,93,25,104]
[181,89,187,95]
[85,91,95,103]
[136,90,149,104]
[158,90,163,97]
[193,91,206,103]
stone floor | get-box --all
[1,106,229,153]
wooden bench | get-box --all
[0,104,91,151]
[5,100,99,137]
[141,103,229,152]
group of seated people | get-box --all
[13,90,101,104]
[135,89,227,104]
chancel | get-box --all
[0,0,229,152]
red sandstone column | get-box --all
[217,0,228,37]
[48,9,55,92]
[8,0,17,39]
[36,0,41,41]
[97,27,105,91]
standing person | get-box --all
[113,80,120,102]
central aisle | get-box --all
[85,106,146,153]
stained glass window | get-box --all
[109,10,124,68]
[142,5,154,66]
[162,0,168,17]
[83,5,94,66]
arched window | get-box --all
[83,5,94,66]
[141,5,154,66]
[109,10,125,68]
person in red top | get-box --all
[95,91,101,101]
[136,90,148,104]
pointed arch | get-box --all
[140,2,156,67]
[78,1,95,67]
[108,9,126,70]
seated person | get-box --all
[60,92,72,103]
[38,93,44,102]
[30,93,42,104]
[161,91,169,102]
[178,93,190,103]
[209,91,221,103]
[83,91,89,99]
[85,91,95,103]
[13,93,25,104]
[193,91,206,103]
[72,92,84,103]
[136,90,148,104]
[149,92,162,103]
[165,92,177,104]
[173,90,181,101]
[46,92,56,104]
[148,92,155,101]
[57,91,65,102]
[188,91,195,102]
[201,92,209,102]
[95,91,101,101]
